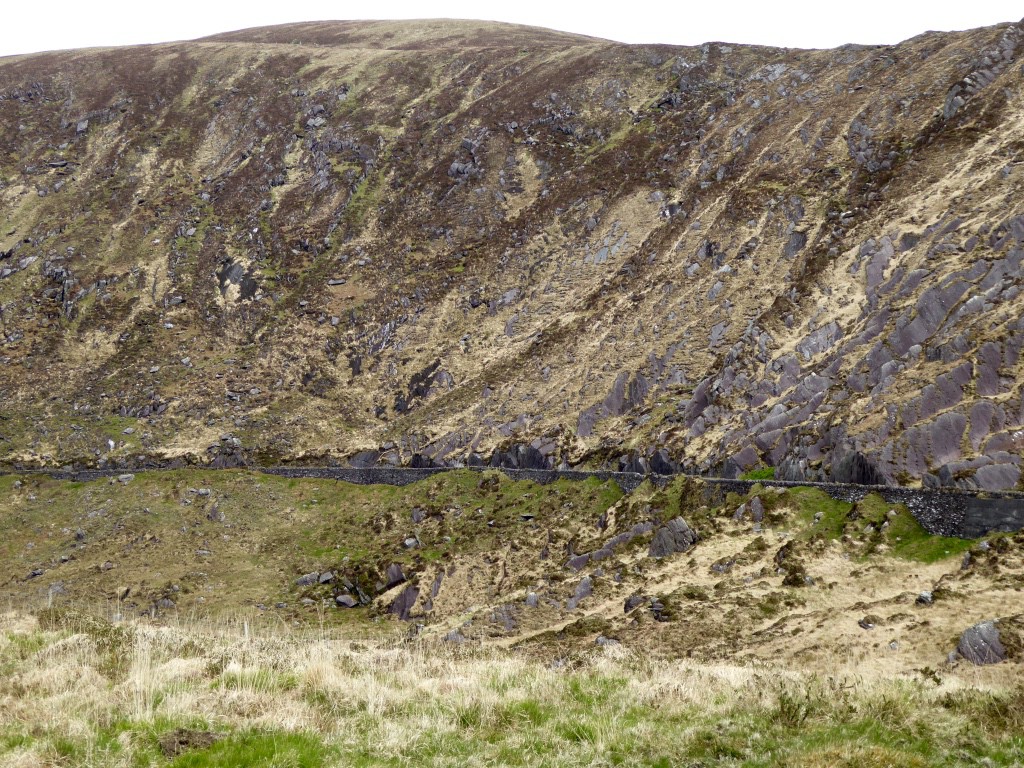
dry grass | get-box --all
[1,609,1023,766]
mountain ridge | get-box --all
[197,19,616,49]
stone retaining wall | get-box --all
[7,465,1023,539]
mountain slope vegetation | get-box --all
[0,19,1023,491]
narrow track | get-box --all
[2,463,1022,537]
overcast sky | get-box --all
[4,1,1022,57]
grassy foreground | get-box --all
[1,609,1023,767]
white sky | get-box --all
[3,1,1022,57]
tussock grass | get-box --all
[1,609,1022,766]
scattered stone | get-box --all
[295,572,319,587]
[335,594,357,608]
[916,591,933,606]
[624,594,647,613]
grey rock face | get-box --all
[796,321,843,361]
[335,594,358,608]
[295,572,319,587]
[648,517,698,558]
[974,464,1021,491]
[566,553,590,571]
[829,451,887,485]
[567,576,593,610]
[389,584,419,620]
[957,620,1006,665]
[384,563,406,589]
[931,412,968,465]
[783,230,807,258]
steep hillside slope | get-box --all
[1,19,1023,490]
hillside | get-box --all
[3,468,1020,672]
[1,19,1024,492]
[1,465,1023,765]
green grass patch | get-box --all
[171,730,334,768]
[784,489,975,562]
[856,494,974,562]
[787,486,854,540]
[741,467,776,481]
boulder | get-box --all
[957,620,1006,665]
[624,594,648,613]
[956,615,1024,665]
[566,554,590,571]
[749,497,765,522]
[648,517,698,558]
[567,576,593,610]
